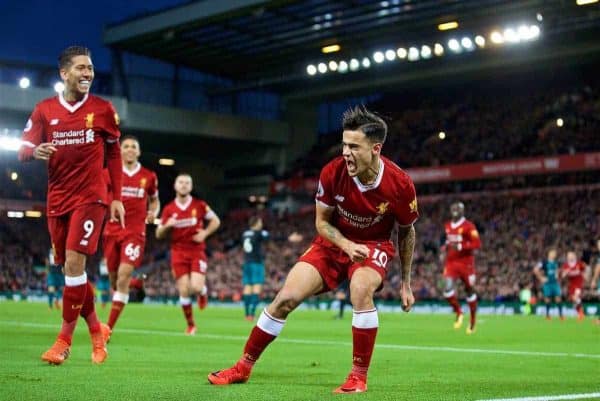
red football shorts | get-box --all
[103,232,146,272]
[444,262,476,288]
[170,249,208,280]
[298,240,395,293]
[47,203,107,265]
[568,285,582,299]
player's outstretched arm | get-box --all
[315,203,369,263]
[398,225,416,312]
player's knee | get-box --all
[272,290,301,316]
[349,282,375,307]
[116,277,129,292]
[64,252,86,275]
[444,278,455,293]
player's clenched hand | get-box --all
[344,242,370,263]
[193,229,208,243]
[146,210,156,224]
[400,282,415,312]
[110,200,125,228]
[164,216,177,228]
[33,143,57,160]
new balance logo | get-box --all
[50,119,59,125]
[80,239,89,246]
[71,304,83,310]
[335,195,345,202]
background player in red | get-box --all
[156,174,220,335]
[208,106,418,394]
[591,240,600,325]
[441,202,481,334]
[101,135,159,341]
[560,250,588,321]
[18,46,124,365]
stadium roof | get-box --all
[104,0,600,96]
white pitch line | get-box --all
[475,392,600,401]
[2,320,600,360]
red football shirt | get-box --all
[104,163,158,236]
[444,218,481,266]
[19,93,120,216]
[160,196,215,252]
[314,156,418,246]
[562,261,586,289]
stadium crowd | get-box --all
[1,77,598,305]
[2,186,598,304]
[289,80,600,178]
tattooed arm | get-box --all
[397,224,416,311]
[397,225,416,284]
[315,203,369,263]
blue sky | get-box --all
[0,0,187,71]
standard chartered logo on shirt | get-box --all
[51,129,95,146]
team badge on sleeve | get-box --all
[317,180,324,197]
[24,118,32,132]
[409,198,418,213]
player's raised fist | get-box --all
[33,143,58,160]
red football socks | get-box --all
[58,274,87,344]
[108,292,129,329]
[351,309,379,380]
[237,310,284,371]
[444,291,462,316]
[80,281,100,334]
[180,297,195,327]
[467,294,478,328]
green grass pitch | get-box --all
[0,302,598,401]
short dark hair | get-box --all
[58,46,91,69]
[176,173,192,180]
[121,135,139,144]
[342,105,387,144]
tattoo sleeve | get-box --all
[318,220,346,248]
[398,225,416,284]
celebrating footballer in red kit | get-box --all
[561,251,588,321]
[441,202,481,334]
[18,46,124,365]
[208,106,418,393]
[156,174,221,335]
[101,136,159,342]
